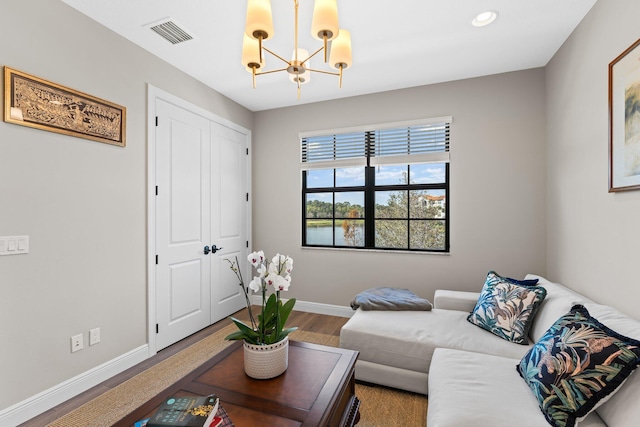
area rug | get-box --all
[47,327,427,427]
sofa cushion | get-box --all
[523,274,596,342]
[340,308,532,376]
[467,271,547,344]
[427,348,606,427]
[517,305,640,427]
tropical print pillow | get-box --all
[467,271,546,344]
[517,305,640,427]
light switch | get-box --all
[0,235,29,255]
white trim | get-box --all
[248,295,354,318]
[0,345,148,426]
[369,151,450,166]
[300,157,367,170]
[299,115,453,139]
[293,300,354,318]
[147,84,252,355]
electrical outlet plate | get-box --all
[71,334,83,353]
[89,327,100,346]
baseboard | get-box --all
[248,296,354,318]
[293,300,354,318]
[0,344,149,426]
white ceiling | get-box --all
[61,0,597,112]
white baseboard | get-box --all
[293,300,354,318]
[249,295,354,318]
[0,344,149,427]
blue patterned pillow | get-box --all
[517,305,640,427]
[467,271,547,344]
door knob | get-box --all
[210,244,223,254]
[204,246,211,255]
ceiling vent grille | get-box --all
[149,20,194,44]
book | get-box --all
[209,405,234,427]
[147,395,219,427]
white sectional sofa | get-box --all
[339,274,640,427]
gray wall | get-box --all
[252,68,547,306]
[5,0,638,418]
[0,0,252,410]
[546,0,640,319]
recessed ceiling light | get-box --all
[472,11,498,27]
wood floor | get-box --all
[19,309,350,427]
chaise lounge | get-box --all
[340,273,640,426]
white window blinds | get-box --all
[300,116,451,169]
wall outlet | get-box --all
[89,327,100,346]
[71,334,83,353]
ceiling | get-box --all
[60,0,597,112]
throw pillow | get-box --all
[504,276,539,286]
[517,305,640,427]
[467,271,547,344]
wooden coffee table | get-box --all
[121,340,360,427]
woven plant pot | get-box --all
[243,336,289,379]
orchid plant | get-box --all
[225,251,297,345]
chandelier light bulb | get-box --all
[245,0,274,39]
[329,29,352,70]
[311,0,339,41]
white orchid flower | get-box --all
[284,257,293,274]
[248,276,262,293]
[273,275,290,291]
[257,264,267,278]
[247,250,265,267]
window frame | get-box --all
[301,118,451,253]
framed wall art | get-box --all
[3,66,126,147]
[609,38,640,192]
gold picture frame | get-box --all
[3,66,126,147]
[609,38,640,192]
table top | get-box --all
[123,340,359,427]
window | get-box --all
[301,118,451,252]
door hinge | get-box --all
[155,116,158,127]
[155,255,158,265]
[246,148,249,155]
[246,193,249,201]
[156,324,159,334]
[155,186,158,196]
[246,241,249,248]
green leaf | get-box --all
[277,326,298,342]
[227,317,259,338]
[224,330,250,341]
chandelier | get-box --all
[241,0,353,98]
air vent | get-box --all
[148,19,194,45]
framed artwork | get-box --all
[609,38,640,192]
[3,66,126,147]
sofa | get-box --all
[339,273,640,427]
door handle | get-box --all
[204,245,223,255]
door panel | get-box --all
[169,260,204,322]
[170,124,205,243]
[156,99,211,350]
[210,124,248,322]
